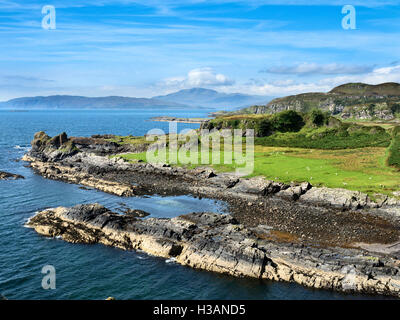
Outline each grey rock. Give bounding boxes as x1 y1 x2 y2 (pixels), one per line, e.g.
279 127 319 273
27 204 400 297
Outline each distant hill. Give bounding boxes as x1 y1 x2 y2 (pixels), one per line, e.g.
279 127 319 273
236 82 400 120
153 88 272 109
0 95 188 110
0 88 273 110
330 82 400 96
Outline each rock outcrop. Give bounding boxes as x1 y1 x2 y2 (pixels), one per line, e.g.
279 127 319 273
0 171 24 180
27 204 400 297
28 132 150 161
22 155 136 197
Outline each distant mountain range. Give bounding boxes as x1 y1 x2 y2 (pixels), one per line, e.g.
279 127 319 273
0 95 187 110
236 82 400 121
154 88 272 109
0 88 272 110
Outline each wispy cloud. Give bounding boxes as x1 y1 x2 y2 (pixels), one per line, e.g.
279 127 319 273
1 75 54 83
261 63 374 75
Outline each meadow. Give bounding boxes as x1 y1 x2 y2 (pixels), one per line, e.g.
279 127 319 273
118 145 400 196
114 111 400 197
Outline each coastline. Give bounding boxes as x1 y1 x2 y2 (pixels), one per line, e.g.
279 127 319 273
22 131 400 297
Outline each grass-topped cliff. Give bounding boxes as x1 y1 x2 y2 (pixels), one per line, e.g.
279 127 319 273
234 82 400 121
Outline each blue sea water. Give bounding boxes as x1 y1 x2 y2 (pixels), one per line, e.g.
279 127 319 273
0 109 391 300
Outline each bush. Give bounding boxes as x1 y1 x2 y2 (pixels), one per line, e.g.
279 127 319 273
271 110 305 132
258 118 272 136
255 124 391 149
387 126 400 169
390 103 400 115
309 108 329 127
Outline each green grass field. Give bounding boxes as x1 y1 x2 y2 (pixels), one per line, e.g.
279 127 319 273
112 111 400 197
249 146 400 195
117 144 400 196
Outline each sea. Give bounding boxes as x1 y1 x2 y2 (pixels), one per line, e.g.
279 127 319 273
0 109 390 300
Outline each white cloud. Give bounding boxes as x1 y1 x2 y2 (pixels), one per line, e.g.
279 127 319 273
187 68 234 86
229 64 400 98
160 67 234 90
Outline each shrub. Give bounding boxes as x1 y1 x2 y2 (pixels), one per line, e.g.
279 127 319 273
390 103 400 115
309 108 329 127
387 126 400 169
258 118 272 137
271 110 305 132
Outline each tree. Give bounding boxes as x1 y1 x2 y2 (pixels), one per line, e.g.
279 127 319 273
272 110 305 132
310 108 328 127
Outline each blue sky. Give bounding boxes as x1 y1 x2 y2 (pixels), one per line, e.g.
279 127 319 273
1 0 400 100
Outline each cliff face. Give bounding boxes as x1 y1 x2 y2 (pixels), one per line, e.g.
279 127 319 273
239 83 400 120
27 204 400 297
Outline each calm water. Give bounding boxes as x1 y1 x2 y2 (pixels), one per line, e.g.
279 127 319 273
0 109 390 300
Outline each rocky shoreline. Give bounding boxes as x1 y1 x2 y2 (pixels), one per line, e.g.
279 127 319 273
23 131 400 297
27 203 400 297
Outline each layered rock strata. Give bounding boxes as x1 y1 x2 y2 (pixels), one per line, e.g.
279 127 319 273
27 204 400 297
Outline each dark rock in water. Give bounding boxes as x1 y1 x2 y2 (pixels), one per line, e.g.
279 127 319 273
0 171 24 180
0 294 7 300
79 186 92 191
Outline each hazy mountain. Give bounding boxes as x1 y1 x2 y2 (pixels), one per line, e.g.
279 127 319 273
0 95 189 110
153 88 273 109
236 82 400 120
0 88 272 110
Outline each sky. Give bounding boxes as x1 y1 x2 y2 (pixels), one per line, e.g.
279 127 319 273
1 0 400 100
